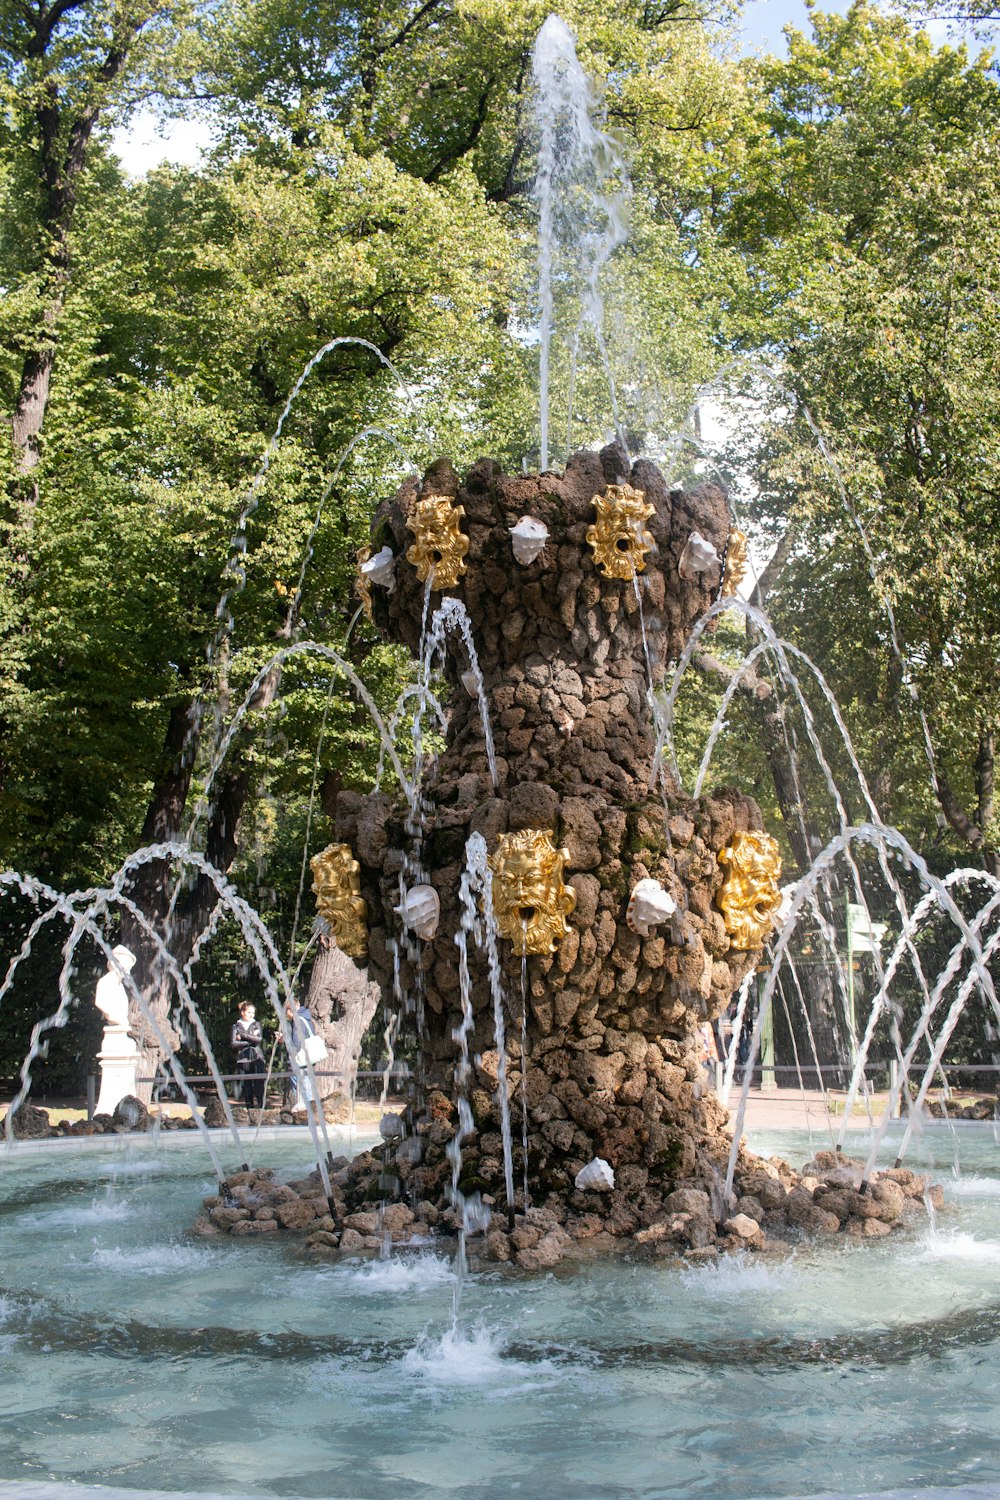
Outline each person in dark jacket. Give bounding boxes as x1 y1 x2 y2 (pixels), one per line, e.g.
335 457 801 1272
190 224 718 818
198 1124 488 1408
231 1001 265 1109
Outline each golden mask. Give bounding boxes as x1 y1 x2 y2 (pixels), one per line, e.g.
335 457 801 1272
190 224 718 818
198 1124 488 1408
717 830 782 950
721 528 748 598
406 495 469 590
355 546 373 622
586 483 655 580
488 829 577 956
310 843 368 959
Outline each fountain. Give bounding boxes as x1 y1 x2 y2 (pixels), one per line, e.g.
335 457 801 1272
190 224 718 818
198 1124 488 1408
2 14 1000 1500
318 447 799 1260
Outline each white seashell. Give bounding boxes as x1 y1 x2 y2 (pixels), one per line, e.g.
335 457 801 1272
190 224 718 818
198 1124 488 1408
510 516 549 564
360 545 396 592
678 531 720 580
393 883 440 940
574 1157 615 1192
626 879 678 937
461 669 481 698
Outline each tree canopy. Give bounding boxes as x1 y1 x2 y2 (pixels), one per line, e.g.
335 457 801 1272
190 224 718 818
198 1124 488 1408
1 0 999 1080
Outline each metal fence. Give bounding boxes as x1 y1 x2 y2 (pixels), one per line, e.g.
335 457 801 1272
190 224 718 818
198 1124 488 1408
85 1060 999 1119
85 1068 410 1117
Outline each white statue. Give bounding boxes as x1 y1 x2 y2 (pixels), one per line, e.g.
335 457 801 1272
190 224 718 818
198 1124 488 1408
94 945 139 1117
94 945 136 1028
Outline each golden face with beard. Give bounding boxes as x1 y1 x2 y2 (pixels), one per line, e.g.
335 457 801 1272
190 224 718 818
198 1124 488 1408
717 830 782 950
405 496 469 590
488 829 577 956
310 843 368 958
585 483 655 580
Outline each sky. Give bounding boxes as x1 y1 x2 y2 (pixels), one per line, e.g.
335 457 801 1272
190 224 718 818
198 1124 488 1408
739 0 852 54
739 0 995 56
110 1 997 176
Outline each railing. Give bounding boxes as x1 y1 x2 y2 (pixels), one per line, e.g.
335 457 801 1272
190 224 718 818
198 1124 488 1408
85 1068 410 1118
713 1059 1000 1118
84 1060 998 1120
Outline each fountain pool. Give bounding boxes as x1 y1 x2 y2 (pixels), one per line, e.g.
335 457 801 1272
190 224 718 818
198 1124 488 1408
2 1124 1000 1500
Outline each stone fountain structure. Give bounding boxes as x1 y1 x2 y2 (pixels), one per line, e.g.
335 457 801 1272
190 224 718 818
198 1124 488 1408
317 443 792 1251
194 443 939 1261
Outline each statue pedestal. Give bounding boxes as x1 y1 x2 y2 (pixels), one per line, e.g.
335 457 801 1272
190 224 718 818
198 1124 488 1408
95 1024 138 1116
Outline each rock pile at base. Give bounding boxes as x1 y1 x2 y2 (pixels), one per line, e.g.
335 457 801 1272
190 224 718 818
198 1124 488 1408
193 1146 941 1268
201 1094 354 1128
0 1095 194 1138
1 1091 357 1140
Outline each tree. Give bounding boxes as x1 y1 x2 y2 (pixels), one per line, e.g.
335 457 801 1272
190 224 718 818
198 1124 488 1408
302 936 380 1102
2 0 759 1094
707 3 1000 874
1 0 187 498
893 0 1000 30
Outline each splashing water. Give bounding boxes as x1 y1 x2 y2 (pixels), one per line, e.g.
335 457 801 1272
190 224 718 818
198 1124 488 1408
520 941 530 1209
531 15 629 469
723 823 1000 1200
399 1322 562 1389
462 835 516 1225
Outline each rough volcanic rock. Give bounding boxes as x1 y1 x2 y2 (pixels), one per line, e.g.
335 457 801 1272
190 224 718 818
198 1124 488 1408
329 449 770 1235
192 447 939 1266
112 1095 150 1131
2 1104 51 1138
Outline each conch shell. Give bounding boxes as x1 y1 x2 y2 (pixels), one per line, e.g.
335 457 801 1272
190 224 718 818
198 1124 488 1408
360 545 396 592
393 883 441 940
626 879 678 937
509 516 549 564
574 1158 615 1192
678 531 720 581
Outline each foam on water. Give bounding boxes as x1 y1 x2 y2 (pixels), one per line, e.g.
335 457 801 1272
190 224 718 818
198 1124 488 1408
947 1175 1000 1199
19 1197 133 1230
915 1230 1000 1263
399 1321 563 1390
338 1253 456 1295
86 1243 212 1275
679 1250 800 1300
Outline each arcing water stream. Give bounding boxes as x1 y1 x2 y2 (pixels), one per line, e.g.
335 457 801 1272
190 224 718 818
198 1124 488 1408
2 15 1000 1498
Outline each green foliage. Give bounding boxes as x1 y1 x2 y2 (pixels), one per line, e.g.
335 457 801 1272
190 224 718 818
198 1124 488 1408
707 3 1000 871
3 0 1000 1081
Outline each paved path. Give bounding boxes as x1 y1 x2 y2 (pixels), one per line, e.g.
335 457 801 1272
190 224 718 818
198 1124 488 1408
738 1087 889 1133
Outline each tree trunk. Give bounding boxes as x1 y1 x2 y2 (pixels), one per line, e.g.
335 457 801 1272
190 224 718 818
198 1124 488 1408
8 9 136 504
121 665 280 1099
303 936 380 1100
11 343 55 484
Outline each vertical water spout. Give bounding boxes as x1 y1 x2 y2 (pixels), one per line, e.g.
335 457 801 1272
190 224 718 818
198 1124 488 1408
530 14 630 469
520 940 530 1208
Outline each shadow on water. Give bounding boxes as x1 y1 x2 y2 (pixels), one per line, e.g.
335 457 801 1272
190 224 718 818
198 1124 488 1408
3 1280 1000 1372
